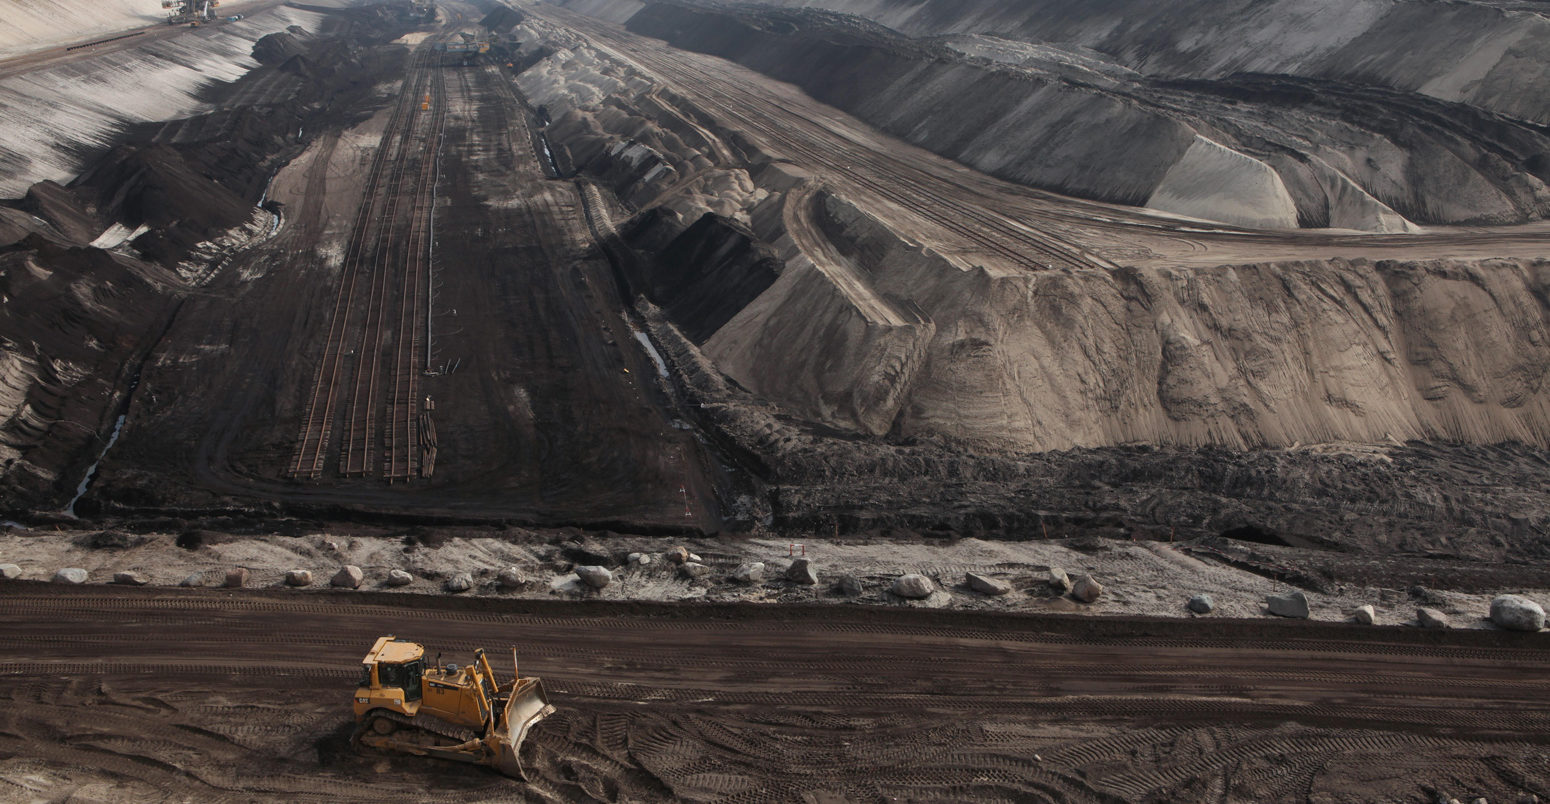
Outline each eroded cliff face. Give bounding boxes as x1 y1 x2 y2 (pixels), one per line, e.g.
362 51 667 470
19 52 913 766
798 194 1550 449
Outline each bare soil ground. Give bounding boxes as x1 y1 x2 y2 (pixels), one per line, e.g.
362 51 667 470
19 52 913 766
3 583 1549 803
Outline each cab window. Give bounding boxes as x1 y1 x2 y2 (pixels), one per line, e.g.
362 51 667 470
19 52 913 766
377 660 424 701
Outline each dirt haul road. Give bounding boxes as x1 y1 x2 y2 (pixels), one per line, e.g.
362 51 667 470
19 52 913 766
2 584 1548 802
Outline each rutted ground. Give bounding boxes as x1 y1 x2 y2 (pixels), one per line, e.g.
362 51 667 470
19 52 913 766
3 583 1549 803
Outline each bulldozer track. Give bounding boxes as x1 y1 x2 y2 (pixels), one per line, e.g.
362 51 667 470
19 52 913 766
357 708 479 746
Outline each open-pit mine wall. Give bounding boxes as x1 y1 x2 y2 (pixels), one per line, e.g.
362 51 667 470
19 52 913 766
657 0 1550 128
0 0 164 58
604 1 1550 230
0 6 330 197
514 21 1550 453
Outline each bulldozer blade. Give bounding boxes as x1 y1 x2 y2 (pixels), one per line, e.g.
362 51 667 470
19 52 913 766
491 678 555 779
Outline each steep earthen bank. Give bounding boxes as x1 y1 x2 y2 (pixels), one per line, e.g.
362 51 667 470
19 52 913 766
508 8 1550 548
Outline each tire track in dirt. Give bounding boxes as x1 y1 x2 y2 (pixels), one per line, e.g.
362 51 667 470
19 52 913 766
2 583 1549 801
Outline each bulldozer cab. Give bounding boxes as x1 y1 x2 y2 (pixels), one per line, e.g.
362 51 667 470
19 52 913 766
355 637 426 715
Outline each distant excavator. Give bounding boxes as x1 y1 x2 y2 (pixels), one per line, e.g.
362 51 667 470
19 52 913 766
162 0 217 25
352 636 555 779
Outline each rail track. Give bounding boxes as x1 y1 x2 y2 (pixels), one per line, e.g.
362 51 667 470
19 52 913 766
288 45 446 482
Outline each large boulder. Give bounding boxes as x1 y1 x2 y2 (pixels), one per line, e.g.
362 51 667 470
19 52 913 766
53 568 88 584
576 565 613 589
680 562 711 579
1417 607 1450 629
1047 567 1073 594
331 565 364 589
627 552 652 566
663 546 689 565
284 569 313 587
1266 590 1309 618
1352 604 1376 625
1490 595 1545 632
838 574 864 596
496 566 529 590
965 572 1010 596
1187 594 1214 614
786 558 819 586
731 562 764 585
113 571 149 586
1072 574 1103 604
386 569 414 587
445 572 473 593
179 571 205 587
891 574 934 600
223 568 249 588
0 563 23 580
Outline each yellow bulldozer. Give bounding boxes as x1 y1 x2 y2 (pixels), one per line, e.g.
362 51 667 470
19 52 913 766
352 636 554 778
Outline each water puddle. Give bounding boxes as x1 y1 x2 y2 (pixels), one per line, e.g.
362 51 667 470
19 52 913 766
64 412 126 518
63 372 140 518
629 325 670 379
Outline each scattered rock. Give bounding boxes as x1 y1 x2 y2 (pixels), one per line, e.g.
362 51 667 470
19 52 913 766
496 566 528 590
577 565 613 589
636 554 652 566
680 562 712 579
786 558 819 586
1352 604 1376 625
1071 574 1103 604
223 568 249 588
1417 607 1450 629
1187 594 1214 614
838 574 864 596
53 568 88 584
0 563 22 580
331 565 364 589
1047 567 1073 594
891 574 934 599
112 571 149 586
688 553 703 563
445 572 473 593
284 569 313 587
1266 590 1309 618
179 571 205 587
1489 594 1545 632
627 552 651 566
664 546 689 564
731 562 765 585
386 569 414 587
965 572 1010 596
